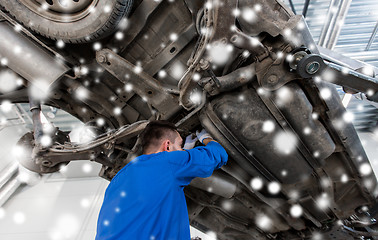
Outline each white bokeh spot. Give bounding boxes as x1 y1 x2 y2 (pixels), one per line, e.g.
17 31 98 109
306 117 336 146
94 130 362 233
262 120 275 133
69 125 97 144
49 214 80 240
255 214 272 231
93 42 102 51
275 86 293 107
75 86 89 100
222 200 233 211
0 100 13 113
80 198 90 208
0 70 20 93
250 177 263 191
189 91 203 105
359 163 372 176
320 88 332 100
113 107 122 116
343 112 354 123
40 135 52 147
82 163 92 173
207 43 233 66
13 212 26 224
170 62 185 80
273 131 298 155
29 79 51 101
0 208 5 219
303 127 312 135
158 70 167 78
268 181 281 195
316 193 330 210
241 8 256 23
290 204 303 218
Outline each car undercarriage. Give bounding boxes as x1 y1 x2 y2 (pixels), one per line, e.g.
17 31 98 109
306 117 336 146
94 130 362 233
0 0 378 239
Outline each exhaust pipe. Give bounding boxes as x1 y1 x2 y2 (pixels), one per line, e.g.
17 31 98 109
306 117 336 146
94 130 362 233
0 21 69 86
190 171 239 198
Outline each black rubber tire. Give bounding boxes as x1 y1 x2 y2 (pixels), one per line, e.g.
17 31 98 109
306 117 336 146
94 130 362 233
0 0 133 43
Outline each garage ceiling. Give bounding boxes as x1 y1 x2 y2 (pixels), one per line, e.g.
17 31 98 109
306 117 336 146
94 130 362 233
283 0 378 132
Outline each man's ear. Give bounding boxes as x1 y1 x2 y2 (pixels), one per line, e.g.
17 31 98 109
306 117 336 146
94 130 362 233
162 140 170 152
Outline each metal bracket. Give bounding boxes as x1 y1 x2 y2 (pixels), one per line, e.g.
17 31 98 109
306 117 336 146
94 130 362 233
323 62 378 101
19 121 149 174
96 49 181 119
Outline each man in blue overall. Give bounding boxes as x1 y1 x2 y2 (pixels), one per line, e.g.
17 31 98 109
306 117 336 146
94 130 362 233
95 120 228 240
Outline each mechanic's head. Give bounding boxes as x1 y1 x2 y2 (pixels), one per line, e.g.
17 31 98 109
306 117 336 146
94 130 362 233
140 120 183 154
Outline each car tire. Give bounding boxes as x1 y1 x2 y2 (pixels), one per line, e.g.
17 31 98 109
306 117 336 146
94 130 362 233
0 0 133 43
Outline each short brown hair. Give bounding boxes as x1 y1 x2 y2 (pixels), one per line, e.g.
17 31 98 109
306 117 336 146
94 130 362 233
140 120 178 153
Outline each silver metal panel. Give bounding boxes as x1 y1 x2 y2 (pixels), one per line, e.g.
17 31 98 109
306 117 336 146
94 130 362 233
0 22 69 86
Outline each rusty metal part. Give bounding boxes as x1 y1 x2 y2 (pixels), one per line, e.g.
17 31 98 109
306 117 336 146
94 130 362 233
178 1 215 110
289 51 308 70
237 0 295 37
175 91 206 128
229 30 268 58
296 54 326 78
273 83 336 161
256 48 299 91
324 62 378 97
210 0 268 58
178 0 270 110
178 0 264 110
29 97 43 145
17 121 148 174
255 17 322 91
109 0 162 53
199 63 256 96
200 102 278 182
96 49 181 119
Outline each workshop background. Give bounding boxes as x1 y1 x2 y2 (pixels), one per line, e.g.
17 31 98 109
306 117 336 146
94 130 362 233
0 0 377 239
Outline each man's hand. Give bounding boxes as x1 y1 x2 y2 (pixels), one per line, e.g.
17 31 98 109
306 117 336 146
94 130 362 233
183 135 198 150
196 129 213 144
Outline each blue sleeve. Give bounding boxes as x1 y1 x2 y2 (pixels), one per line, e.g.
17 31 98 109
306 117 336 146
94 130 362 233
168 141 228 186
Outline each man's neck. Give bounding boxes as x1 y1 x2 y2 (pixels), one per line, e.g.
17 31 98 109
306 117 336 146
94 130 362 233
143 149 162 155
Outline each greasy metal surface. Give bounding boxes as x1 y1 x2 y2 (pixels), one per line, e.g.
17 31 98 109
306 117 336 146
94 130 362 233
273 82 336 161
238 0 294 37
202 89 316 184
201 101 280 182
109 0 162 53
96 49 181 119
314 80 377 197
199 63 256 96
